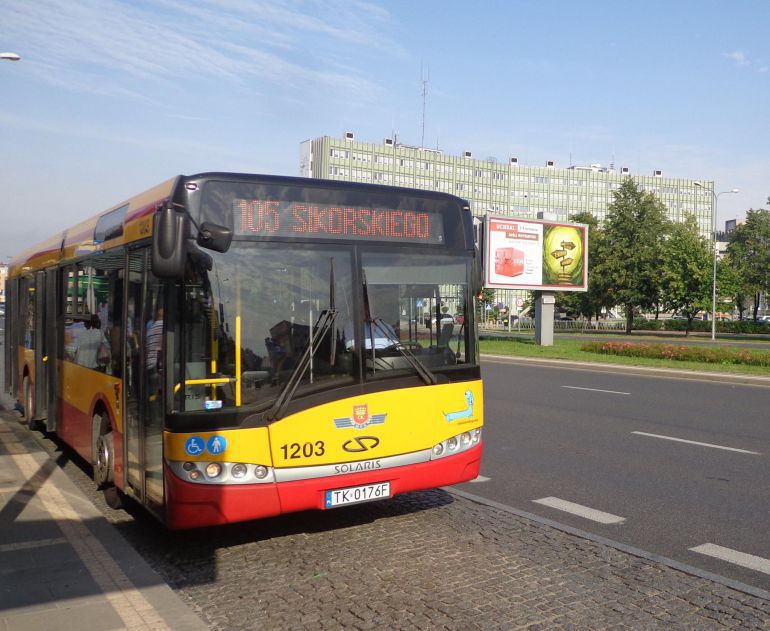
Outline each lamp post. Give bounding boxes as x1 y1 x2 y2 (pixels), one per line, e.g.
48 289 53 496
693 182 739 340
0 52 21 61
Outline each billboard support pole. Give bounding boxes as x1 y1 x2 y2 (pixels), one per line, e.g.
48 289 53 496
535 292 555 346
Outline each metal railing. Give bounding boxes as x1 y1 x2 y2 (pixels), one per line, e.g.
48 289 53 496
481 319 627 332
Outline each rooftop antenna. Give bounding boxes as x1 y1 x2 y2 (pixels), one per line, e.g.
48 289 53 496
420 64 429 149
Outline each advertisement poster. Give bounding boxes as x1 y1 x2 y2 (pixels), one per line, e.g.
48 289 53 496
484 217 588 292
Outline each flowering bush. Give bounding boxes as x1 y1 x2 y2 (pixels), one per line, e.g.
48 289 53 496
634 319 770 334
581 341 770 367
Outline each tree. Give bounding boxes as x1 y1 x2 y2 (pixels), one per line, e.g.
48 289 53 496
602 178 670 333
659 215 711 335
716 258 749 320
558 212 612 321
726 209 770 320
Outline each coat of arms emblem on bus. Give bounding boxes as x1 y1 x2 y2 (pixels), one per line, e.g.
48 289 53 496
443 390 474 422
333 404 387 430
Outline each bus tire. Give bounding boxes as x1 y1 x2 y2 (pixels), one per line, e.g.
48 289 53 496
23 376 41 432
95 427 124 509
94 422 115 486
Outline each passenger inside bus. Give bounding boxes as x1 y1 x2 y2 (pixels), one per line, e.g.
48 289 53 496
72 314 110 370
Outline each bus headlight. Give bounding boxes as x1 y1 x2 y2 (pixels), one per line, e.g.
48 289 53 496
254 465 268 479
432 428 482 460
205 462 223 478
189 469 202 481
231 463 248 479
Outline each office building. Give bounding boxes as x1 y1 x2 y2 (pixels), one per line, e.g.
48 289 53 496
300 133 715 238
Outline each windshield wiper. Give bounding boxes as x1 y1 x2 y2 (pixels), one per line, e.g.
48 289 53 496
361 269 437 386
267 308 338 421
370 317 438 386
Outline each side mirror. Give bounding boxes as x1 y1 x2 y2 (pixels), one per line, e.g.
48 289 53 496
197 221 233 253
151 206 189 279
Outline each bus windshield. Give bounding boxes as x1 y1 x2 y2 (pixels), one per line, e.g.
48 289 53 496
176 243 472 414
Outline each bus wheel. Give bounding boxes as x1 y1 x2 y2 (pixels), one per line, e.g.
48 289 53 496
23 376 41 431
94 425 123 509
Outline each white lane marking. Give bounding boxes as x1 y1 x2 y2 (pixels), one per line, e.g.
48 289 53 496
631 431 761 455
469 475 490 483
532 496 625 524
561 385 630 395
690 543 770 575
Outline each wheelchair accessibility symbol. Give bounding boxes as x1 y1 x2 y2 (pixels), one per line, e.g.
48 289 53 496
184 436 206 456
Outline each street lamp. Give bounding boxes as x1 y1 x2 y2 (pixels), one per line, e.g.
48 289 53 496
693 181 739 340
0 52 21 61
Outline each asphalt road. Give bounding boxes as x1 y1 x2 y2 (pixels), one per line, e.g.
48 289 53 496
459 358 770 591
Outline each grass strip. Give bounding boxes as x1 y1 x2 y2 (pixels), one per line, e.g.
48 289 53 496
480 337 770 376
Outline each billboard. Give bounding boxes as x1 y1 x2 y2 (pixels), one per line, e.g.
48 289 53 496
484 216 588 291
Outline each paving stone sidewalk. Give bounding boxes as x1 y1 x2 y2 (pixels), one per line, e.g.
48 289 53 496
0 412 208 631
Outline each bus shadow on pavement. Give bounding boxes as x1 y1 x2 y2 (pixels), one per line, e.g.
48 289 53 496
15 416 456 589
109 489 456 589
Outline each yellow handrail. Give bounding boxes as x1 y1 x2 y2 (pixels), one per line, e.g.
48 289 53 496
235 315 242 406
173 377 233 395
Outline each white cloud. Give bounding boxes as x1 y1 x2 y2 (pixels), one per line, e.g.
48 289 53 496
723 51 750 67
722 50 766 73
2 0 400 101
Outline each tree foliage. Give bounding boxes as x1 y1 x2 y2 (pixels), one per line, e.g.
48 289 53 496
602 178 670 332
726 209 770 320
659 215 711 334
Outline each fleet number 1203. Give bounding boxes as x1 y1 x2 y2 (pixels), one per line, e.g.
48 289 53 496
280 441 325 459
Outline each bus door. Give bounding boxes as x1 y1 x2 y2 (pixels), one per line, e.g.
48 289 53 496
123 250 165 512
33 271 47 421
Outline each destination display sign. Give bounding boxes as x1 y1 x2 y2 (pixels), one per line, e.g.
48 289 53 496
233 199 445 244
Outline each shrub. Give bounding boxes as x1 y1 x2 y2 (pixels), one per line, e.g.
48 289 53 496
632 318 664 331
580 340 770 367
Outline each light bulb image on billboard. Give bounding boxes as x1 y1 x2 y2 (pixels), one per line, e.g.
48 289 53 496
484 217 588 292
543 225 584 286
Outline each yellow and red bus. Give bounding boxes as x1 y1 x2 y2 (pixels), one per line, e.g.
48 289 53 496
4 173 483 529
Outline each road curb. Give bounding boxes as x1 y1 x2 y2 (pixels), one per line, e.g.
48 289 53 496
481 353 770 387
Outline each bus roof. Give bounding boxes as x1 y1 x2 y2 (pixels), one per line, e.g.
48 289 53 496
8 177 177 277
9 172 473 277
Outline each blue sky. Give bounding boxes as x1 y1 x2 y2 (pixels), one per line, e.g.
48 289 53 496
2 1 768 259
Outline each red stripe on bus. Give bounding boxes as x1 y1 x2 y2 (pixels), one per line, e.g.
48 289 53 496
163 443 482 530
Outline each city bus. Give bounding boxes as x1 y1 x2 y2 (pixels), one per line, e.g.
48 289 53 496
4 173 483 529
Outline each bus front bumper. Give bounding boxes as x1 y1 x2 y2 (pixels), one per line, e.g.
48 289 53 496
163 442 482 529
